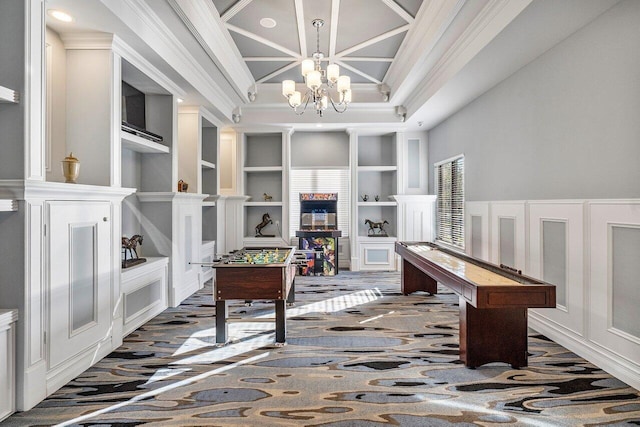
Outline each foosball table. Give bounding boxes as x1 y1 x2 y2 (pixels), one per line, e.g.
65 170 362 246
206 247 300 345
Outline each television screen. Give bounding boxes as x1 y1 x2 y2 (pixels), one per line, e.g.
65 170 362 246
121 81 146 130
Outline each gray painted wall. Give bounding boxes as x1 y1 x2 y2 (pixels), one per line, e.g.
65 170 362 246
428 0 640 201
291 131 350 167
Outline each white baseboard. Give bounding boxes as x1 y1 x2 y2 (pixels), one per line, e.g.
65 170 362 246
530 314 640 391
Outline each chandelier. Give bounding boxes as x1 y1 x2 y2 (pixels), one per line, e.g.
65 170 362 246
282 19 352 116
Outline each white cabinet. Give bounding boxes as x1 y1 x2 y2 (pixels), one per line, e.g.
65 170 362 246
121 257 169 336
46 200 114 390
392 195 436 242
0 309 17 421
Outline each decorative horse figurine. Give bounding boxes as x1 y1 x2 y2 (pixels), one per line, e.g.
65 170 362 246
122 234 144 262
255 213 273 236
263 193 273 202
365 219 389 236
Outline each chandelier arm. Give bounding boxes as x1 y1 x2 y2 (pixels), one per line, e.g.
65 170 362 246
327 92 348 113
293 91 312 115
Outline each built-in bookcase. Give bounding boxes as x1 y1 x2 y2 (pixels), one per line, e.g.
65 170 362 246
356 133 399 239
353 132 400 271
242 133 285 241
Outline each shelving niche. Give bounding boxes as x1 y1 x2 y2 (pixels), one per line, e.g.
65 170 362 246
242 133 286 243
177 106 220 284
354 133 400 271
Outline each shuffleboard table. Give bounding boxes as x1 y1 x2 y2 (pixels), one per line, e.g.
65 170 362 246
395 241 556 368
211 246 297 345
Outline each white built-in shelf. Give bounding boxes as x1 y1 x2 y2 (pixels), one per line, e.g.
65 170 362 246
244 166 283 172
357 165 397 172
0 200 18 212
358 201 397 207
245 201 283 207
358 235 397 242
121 256 169 281
202 200 216 207
201 160 216 169
121 131 169 154
0 85 19 104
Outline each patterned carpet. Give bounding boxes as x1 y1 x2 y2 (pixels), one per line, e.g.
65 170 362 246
5 271 640 426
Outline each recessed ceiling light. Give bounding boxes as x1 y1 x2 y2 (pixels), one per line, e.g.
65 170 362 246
48 9 74 23
260 18 277 29
177 98 184 103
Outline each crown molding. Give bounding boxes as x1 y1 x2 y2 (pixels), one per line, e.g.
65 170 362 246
60 32 115 50
101 0 238 121
385 0 466 101
402 0 533 115
168 0 255 102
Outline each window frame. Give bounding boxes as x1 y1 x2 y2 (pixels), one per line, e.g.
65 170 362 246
434 154 465 250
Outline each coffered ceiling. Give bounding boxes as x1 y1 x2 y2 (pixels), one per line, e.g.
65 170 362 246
212 0 423 86
44 0 621 130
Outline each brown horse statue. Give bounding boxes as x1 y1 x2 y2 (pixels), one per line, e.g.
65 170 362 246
255 213 273 236
122 234 144 261
365 219 389 236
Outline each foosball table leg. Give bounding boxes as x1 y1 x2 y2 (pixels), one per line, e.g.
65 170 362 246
215 300 228 344
275 299 286 344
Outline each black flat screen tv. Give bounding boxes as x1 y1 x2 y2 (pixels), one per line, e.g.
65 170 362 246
121 81 163 142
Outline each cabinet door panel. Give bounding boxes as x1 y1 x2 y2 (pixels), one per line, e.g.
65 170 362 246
48 201 111 369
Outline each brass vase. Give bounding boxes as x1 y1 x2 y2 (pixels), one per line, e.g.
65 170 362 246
61 152 80 183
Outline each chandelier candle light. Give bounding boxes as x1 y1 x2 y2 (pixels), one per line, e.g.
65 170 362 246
282 19 352 116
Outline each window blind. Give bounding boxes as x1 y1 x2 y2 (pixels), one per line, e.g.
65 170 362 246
436 156 464 249
289 169 351 239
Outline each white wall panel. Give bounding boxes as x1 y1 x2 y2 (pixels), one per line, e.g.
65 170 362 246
589 201 640 370
528 201 585 337
490 201 526 271
465 201 490 261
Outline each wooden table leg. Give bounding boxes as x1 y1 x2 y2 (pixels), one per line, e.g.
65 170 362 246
275 299 286 344
215 299 228 344
459 296 528 368
402 259 438 295
287 279 295 305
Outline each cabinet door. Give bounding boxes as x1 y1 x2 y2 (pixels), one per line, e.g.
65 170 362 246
47 201 112 369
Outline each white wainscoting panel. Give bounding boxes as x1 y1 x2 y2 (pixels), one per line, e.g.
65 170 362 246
528 201 585 338
490 201 526 271
465 201 490 261
0 310 17 421
588 201 640 376
121 257 169 336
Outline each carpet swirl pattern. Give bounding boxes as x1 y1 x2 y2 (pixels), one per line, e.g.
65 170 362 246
5 272 640 426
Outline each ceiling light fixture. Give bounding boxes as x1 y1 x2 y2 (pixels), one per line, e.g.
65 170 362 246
282 19 351 117
48 9 74 23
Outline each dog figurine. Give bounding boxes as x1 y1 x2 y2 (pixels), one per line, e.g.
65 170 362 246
263 193 273 202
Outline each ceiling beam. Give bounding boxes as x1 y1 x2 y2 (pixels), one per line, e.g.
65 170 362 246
227 24 301 58
256 61 300 84
294 0 307 58
381 0 415 23
329 0 340 58
220 0 253 22
336 25 410 58
336 60 382 84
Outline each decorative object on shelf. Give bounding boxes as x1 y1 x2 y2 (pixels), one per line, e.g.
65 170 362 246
177 180 188 192
281 19 352 117
375 195 380 202
361 194 369 202
255 213 275 237
122 234 146 268
365 219 389 237
263 193 273 202
61 152 80 183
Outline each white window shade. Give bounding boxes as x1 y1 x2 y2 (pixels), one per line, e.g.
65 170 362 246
289 169 351 238
436 156 464 249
